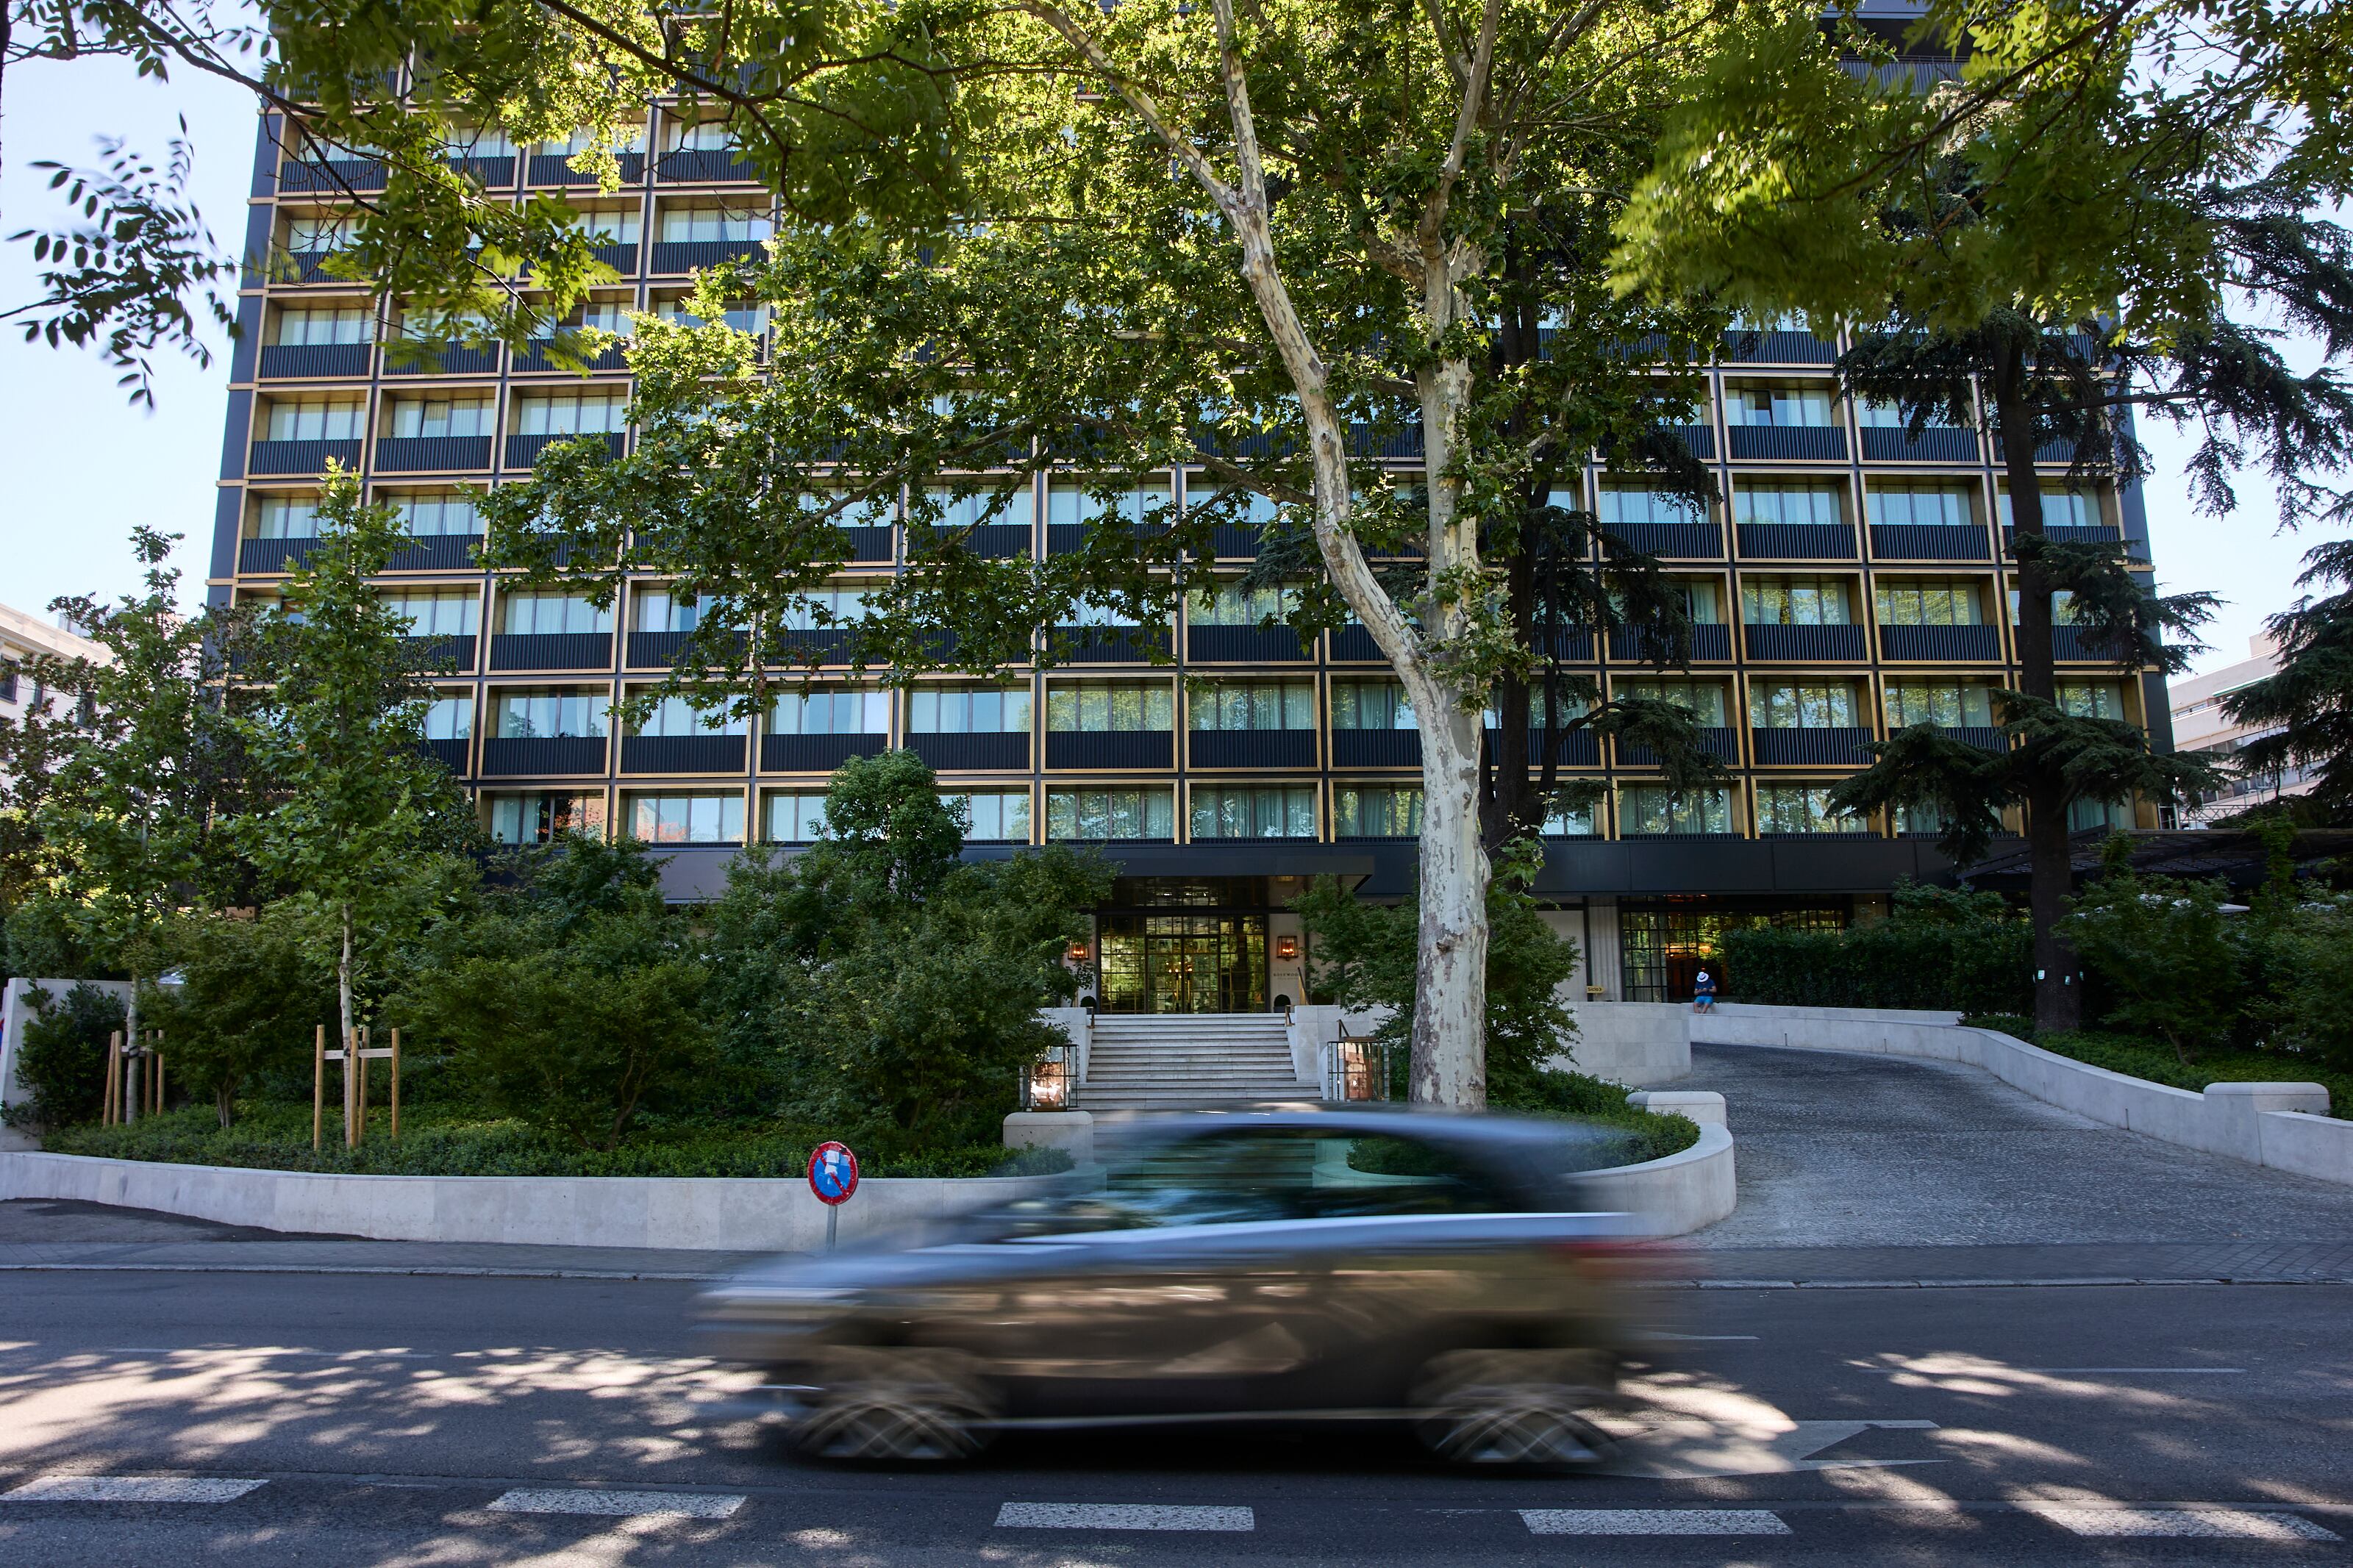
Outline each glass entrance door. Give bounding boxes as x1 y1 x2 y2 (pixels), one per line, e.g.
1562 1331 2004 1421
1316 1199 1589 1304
1098 914 1268 1013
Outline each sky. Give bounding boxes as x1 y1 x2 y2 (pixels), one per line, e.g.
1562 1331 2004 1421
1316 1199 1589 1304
0 58 2338 680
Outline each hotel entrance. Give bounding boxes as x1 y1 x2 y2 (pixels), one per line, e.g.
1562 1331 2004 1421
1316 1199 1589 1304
1093 878 1271 1014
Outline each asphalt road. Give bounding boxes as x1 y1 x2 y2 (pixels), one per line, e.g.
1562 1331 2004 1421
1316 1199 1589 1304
1 1267 2346 1566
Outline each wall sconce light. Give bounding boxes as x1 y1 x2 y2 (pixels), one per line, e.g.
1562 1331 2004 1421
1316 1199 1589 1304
1067 939 1092 962
1274 934 1300 961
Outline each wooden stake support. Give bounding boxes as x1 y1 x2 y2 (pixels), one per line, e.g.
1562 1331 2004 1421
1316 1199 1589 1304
312 1025 326 1150
104 1031 123 1128
321 1025 400 1148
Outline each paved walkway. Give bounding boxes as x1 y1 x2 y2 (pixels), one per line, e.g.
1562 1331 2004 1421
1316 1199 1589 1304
1685 1041 2353 1251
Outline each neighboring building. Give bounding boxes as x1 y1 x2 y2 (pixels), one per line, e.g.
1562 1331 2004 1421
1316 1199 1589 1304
208 67 2175 1006
2169 633 2313 826
0 601 106 734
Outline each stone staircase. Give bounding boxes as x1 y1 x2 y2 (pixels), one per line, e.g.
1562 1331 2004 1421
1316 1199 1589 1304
1069 1014 1318 1111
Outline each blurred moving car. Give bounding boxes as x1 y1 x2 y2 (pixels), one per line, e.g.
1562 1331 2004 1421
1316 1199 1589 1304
700 1109 1649 1467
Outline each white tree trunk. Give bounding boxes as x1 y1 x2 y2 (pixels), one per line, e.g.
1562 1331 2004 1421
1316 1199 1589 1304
338 902 357 1139
122 970 142 1125
1412 698 1489 1107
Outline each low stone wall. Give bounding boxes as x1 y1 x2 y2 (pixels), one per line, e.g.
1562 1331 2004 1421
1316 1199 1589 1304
0 1151 1092 1251
1559 1003 1693 1087
1580 1121 1736 1236
1694 1003 2349 1187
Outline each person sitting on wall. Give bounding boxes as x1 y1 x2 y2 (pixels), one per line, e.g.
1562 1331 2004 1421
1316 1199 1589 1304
1692 968 1717 1014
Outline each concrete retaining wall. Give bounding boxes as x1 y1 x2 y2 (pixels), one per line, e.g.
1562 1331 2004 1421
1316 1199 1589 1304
1559 1003 1693 1087
1694 1003 2349 1187
0 1151 1092 1251
1580 1123 1736 1236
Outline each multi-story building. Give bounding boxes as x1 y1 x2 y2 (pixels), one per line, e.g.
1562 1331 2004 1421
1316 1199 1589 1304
208 104 2175 1007
2170 634 2313 826
0 602 106 742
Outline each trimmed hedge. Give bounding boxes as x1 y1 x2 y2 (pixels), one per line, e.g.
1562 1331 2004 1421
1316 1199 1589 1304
1723 919 2030 1014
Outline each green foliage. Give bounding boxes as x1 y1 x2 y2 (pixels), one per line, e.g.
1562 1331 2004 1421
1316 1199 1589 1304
5 982 125 1128
2063 842 2242 1064
1295 842 1580 1106
1723 882 2032 1014
140 909 333 1128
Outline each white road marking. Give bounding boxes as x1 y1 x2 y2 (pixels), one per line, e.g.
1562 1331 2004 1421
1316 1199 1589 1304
1521 1508 1791 1536
2025 1506 2338 1542
4 1476 267 1503
485 1489 744 1519
996 1503 1255 1531
2020 1367 2245 1374
1652 1333 1761 1341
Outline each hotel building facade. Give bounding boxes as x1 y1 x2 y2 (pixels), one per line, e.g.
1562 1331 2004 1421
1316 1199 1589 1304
206 104 2177 1009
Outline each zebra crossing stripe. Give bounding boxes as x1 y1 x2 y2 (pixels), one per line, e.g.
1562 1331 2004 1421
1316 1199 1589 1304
2024 1506 2338 1542
4 1476 268 1503
485 1489 744 1519
1521 1508 1793 1536
996 1503 1256 1531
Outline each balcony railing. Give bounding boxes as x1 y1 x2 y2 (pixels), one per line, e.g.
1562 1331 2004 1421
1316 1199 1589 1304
1880 623 2002 662
249 438 363 476
761 732 887 772
447 154 516 187
657 149 760 182
1721 329 1837 365
2003 524 2124 552
1188 626 1314 663
507 430 626 468
1736 523 1856 560
910 524 1033 559
512 339 630 374
1329 728 1420 767
1044 626 1168 665
382 344 501 376
1751 726 1876 765
1860 426 1978 462
1617 726 1741 766
238 537 317 574
421 737 471 772
621 734 746 773
479 735 607 776
257 343 371 379
1188 728 1316 768
278 158 388 193
1521 727 1601 766
488 632 613 671
1726 425 1848 461
1599 521 1721 559
526 152 644 186
375 435 494 473
1045 731 1174 769
1329 626 1383 662
1608 623 1732 662
388 535 481 572
1869 523 1990 561
649 238 766 273
1743 623 1868 661
906 731 1029 770
399 634 477 673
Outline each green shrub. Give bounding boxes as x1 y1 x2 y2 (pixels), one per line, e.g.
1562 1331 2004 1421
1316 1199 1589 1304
7 982 125 1128
1493 1068 1702 1165
140 909 333 1128
1724 882 2030 1013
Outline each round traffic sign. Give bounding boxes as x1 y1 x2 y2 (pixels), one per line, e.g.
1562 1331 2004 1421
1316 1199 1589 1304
807 1141 860 1206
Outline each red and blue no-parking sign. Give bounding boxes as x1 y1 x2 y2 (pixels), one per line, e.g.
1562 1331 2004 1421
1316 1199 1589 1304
807 1141 860 1206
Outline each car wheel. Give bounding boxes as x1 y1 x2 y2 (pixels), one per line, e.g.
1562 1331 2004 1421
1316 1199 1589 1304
790 1350 996 1464
1413 1349 1617 1471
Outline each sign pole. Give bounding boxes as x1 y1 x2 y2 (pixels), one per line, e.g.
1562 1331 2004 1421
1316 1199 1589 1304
826 1205 838 1253
806 1140 860 1254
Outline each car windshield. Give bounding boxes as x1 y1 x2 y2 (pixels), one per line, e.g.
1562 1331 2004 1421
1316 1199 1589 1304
991 1127 1513 1236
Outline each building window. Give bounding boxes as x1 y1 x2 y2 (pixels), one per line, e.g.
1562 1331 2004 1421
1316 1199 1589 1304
1190 680 1314 731
1049 477 1171 530
1667 580 1724 623
1046 681 1173 732
1884 679 1999 729
540 124 645 157
385 395 495 439
1749 681 1861 729
1741 577 1852 625
2056 681 2127 720
1613 679 1728 726
447 126 517 157
563 207 641 244
1543 799 1596 837
657 204 773 243
494 689 609 738
1047 787 1175 840
1189 581 1299 626
384 588 482 637
946 789 1032 842
1 664 20 704
1875 579 1985 626
1329 679 1415 729
1332 785 1422 838
273 305 371 346
423 695 473 740
763 791 828 843
1191 784 1316 840
1597 483 1707 526
1899 800 1955 835
513 391 628 435
1997 487 2102 529
2068 796 2133 831
1735 482 1843 526
1618 784 1733 836
1618 900 1845 1001
629 792 746 845
771 687 891 734
263 398 365 441
254 495 322 539
906 684 1029 733
1755 783 1868 834
1724 385 1836 426
1868 482 1973 528
778 586 871 629
488 791 606 845
664 116 737 151
633 589 726 632
630 693 745 737
500 590 610 635
384 490 482 536
653 296 770 334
